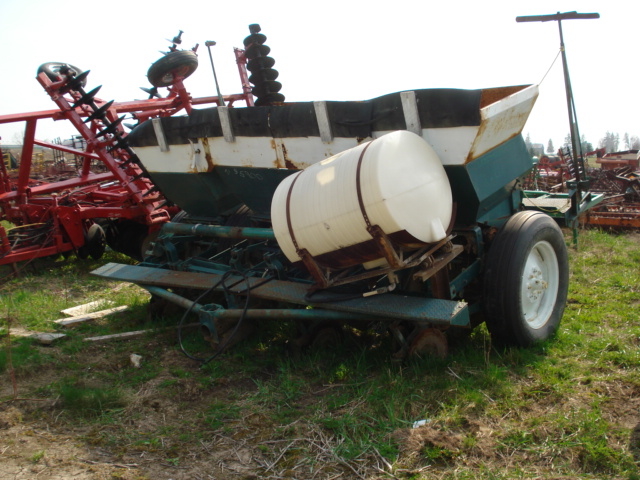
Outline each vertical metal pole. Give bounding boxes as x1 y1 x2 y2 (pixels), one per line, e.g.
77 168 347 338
205 41 225 107
17 119 37 203
0 145 9 194
234 48 254 107
557 19 582 184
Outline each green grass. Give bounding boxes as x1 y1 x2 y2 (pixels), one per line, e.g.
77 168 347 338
203 401 242 429
57 381 126 419
30 450 45 463
1 229 639 479
0 337 53 375
1 250 145 332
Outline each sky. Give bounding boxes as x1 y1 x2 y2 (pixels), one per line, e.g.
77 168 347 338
0 0 637 152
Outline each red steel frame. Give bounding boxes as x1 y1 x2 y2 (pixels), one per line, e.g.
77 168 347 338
0 49 253 266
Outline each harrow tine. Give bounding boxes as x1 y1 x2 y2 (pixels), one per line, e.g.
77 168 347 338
72 85 102 108
140 86 162 99
117 155 140 167
57 70 90 94
107 137 129 152
142 186 160 197
95 116 125 138
129 171 150 182
84 100 114 123
67 70 90 91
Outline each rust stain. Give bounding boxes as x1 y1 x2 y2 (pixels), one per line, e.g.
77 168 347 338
201 137 215 172
271 139 284 168
479 85 527 109
466 106 531 164
271 138 297 169
280 142 296 170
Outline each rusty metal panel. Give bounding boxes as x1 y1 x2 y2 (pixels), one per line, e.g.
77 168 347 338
467 85 539 163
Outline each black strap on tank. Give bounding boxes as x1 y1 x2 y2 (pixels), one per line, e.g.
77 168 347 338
284 171 304 253
285 138 377 256
355 139 376 229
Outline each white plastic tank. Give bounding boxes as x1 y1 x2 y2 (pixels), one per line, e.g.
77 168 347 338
271 130 453 269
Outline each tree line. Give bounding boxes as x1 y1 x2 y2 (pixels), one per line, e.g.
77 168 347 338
526 132 640 158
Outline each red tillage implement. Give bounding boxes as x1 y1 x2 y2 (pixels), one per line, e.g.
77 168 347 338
0 44 253 267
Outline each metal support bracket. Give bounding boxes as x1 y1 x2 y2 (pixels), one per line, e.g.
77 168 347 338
400 91 422 136
314 101 334 143
218 106 235 143
152 117 170 152
297 230 456 290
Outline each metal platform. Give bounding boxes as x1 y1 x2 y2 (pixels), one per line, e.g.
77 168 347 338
522 195 571 213
523 190 605 229
92 263 470 327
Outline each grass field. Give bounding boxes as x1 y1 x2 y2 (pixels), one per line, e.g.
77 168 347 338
1 228 639 479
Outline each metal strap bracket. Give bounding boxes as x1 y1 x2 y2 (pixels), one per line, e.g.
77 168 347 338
218 106 235 143
314 101 334 143
400 91 422 136
152 117 170 152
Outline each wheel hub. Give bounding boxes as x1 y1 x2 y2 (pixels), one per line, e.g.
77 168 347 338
526 267 548 302
521 240 559 329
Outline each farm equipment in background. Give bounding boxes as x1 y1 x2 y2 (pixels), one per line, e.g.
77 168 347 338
91 22 605 359
522 150 575 192
0 34 254 269
582 160 640 228
522 150 640 229
584 150 640 228
2 151 19 171
596 150 639 171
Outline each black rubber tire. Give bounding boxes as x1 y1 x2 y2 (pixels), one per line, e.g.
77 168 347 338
76 223 106 260
76 245 89 260
37 63 86 86
483 211 569 347
86 223 106 260
147 50 198 88
104 219 149 260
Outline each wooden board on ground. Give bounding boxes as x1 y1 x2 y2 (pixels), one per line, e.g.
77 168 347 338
54 306 129 326
61 300 115 317
84 323 199 343
84 330 147 342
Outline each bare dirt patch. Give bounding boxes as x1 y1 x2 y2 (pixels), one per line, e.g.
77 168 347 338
1 337 385 479
0 404 118 480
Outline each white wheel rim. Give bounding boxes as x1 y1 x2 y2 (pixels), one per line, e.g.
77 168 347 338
520 240 559 329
